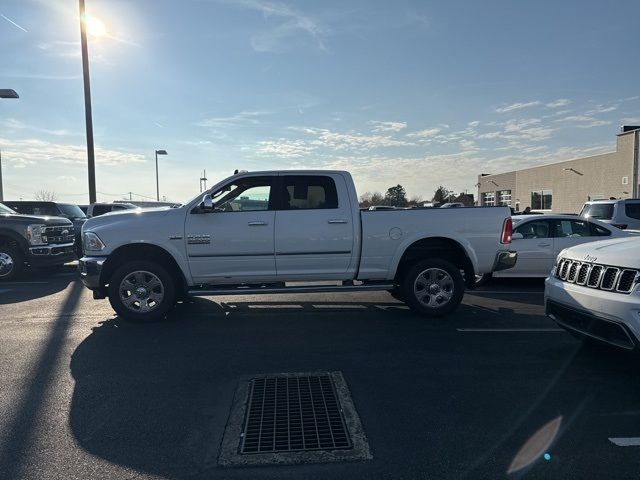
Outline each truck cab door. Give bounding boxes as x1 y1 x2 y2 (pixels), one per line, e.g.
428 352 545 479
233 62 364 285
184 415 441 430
185 176 276 283
274 174 355 279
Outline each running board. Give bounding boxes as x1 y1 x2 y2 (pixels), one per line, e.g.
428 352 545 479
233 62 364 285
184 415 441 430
188 284 395 296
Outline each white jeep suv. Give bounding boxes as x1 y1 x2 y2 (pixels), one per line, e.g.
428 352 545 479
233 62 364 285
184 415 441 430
545 236 640 350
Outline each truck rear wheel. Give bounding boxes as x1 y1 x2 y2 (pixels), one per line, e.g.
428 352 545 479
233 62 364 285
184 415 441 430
401 258 464 317
0 244 24 282
108 260 176 322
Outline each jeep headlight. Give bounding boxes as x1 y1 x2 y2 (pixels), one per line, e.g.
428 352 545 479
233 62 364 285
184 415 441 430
27 224 47 245
83 232 105 252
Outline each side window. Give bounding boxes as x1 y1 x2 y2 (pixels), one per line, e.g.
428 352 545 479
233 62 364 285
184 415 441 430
91 205 111 216
32 204 58 216
555 220 592 237
514 220 551 239
214 177 273 212
590 223 612 236
280 176 338 210
625 203 640 220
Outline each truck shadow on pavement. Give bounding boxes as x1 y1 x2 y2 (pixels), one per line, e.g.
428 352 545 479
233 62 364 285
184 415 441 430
0 268 77 305
67 297 640 479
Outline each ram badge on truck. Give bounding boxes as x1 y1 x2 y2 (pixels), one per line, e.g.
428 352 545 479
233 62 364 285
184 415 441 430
78 170 517 322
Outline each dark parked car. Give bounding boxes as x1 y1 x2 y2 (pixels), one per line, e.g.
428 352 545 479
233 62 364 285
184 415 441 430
3 201 86 255
0 202 76 280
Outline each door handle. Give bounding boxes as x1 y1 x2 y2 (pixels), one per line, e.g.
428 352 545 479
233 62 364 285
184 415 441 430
248 221 268 226
538 242 551 247
328 219 348 224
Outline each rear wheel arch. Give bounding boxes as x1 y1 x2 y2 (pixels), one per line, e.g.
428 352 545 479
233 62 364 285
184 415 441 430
100 243 188 294
392 236 476 288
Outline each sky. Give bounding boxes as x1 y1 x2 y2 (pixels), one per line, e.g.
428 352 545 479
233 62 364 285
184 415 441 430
1 0 639 203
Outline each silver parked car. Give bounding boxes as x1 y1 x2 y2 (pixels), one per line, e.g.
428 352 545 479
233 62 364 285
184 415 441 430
580 199 640 230
475 214 628 283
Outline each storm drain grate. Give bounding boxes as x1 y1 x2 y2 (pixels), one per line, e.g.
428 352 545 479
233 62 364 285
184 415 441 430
240 374 352 454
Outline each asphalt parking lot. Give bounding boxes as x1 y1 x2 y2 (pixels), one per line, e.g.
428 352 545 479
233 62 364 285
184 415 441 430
1 267 640 479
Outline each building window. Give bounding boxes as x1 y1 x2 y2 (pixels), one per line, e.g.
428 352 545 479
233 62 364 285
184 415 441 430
482 192 495 206
498 190 512 206
531 189 552 210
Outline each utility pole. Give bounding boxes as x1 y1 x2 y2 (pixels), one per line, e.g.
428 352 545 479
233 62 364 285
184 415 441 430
79 0 97 204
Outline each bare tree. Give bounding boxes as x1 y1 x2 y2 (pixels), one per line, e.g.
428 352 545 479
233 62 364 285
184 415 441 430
34 190 58 201
408 195 423 207
359 191 385 208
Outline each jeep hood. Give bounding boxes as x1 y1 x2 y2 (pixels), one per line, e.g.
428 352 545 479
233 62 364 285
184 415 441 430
560 237 640 268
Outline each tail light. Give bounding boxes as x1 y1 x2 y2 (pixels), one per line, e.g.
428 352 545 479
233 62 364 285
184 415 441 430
612 224 628 229
501 218 513 244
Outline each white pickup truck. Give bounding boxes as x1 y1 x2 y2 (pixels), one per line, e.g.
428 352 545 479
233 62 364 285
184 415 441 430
79 170 516 322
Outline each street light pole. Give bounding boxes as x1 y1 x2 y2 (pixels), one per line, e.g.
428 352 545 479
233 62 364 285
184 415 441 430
0 89 19 202
155 149 167 201
79 0 97 204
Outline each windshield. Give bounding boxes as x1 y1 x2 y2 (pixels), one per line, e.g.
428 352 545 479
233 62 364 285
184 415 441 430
0 202 16 214
58 203 87 219
580 203 614 220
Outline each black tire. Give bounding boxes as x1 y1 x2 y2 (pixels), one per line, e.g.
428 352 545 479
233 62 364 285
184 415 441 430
108 260 176 322
401 258 465 317
474 273 492 287
0 244 24 282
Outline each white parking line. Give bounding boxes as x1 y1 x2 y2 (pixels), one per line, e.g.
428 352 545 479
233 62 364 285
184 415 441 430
312 304 367 309
457 328 563 332
469 291 544 295
247 304 303 309
609 437 640 447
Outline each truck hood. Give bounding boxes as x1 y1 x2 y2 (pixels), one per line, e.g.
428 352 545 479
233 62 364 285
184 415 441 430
83 207 172 231
0 213 73 226
560 237 640 268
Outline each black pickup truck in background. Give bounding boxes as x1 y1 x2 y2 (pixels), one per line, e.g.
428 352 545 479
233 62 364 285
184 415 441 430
3 200 86 255
0 202 76 281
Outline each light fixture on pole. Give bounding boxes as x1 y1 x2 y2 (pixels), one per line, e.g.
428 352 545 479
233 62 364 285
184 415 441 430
200 170 208 192
0 89 19 202
155 149 168 201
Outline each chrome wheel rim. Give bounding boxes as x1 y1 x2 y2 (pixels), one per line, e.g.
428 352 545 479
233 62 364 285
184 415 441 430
119 270 164 313
0 252 14 278
413 268 454 308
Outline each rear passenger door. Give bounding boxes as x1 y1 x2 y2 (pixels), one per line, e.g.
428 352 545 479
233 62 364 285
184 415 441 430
510 219 554 275
274 174 354 278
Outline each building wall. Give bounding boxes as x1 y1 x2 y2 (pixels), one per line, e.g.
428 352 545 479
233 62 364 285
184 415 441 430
477 130 638 213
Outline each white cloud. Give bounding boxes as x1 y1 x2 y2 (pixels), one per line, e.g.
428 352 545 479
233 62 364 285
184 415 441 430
546 99 571 108
406 128 440 138
197 111 271 128
0 137 146 167
495 101 541 113
556 115 611 128
232 0 329 52
257 139 316 157
370 121 407 133
586 104 617 114
468 120 480 127
503 118 541 132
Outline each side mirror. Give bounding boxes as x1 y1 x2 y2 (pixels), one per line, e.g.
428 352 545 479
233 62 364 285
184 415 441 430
511 232 524 240
200 194 214 212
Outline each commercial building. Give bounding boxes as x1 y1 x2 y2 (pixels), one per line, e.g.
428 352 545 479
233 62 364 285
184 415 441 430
477 126 640 213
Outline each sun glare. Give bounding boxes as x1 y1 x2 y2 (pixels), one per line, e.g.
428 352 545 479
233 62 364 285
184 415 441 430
84 15 106 37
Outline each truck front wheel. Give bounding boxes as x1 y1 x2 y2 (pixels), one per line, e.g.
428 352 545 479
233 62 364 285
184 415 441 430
108 260 176 322
402 258 464 317
0 244 24 282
